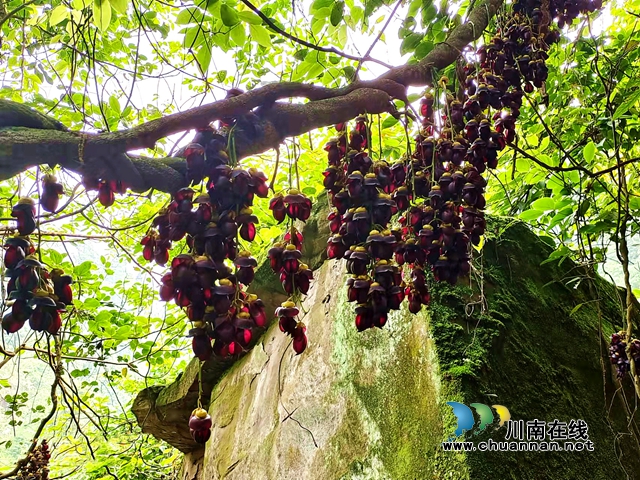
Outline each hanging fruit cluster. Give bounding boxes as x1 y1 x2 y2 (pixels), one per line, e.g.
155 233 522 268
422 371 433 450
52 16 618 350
2 229 73 336
322 117 409 330
16 439 50 480
609 332 640 379
321 0 602 331
267 187 314 353
142 125 271 360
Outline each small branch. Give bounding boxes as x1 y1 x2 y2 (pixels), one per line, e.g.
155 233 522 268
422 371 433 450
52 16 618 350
238 0 393 69
354 0 403 79
510 143 640 178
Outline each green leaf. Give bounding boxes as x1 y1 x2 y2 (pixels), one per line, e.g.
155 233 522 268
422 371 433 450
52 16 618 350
381 115 399 129
201 0 221 14
216 70 227 82
74 261 93 277
414 40 433 59
531 197 555 211
114 325 132 340
0 379 10 388
183 26 205 49
83 298 101 309
569 303 583 317
305 61 324 79
312 0 334 10
330 0 344 26
421 4 437 24
519 209 545 221
110 0 128 14
49 5 69 26
400 33 422 55
229 24 246 46
408 0 421 16
342 65 356 81
250 24 272 47
109 95 120 115
176 7 202 24
294 49 308 61
95 310 112 326
548 207 573 229
195 43 211 75
237 10 261 24
93 0 111 31
220 4 239 26
72 0 92 9
582 141 596 162
48 249 64 265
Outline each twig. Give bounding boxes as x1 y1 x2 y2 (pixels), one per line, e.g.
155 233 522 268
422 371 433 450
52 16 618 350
353 0 403 78
239 0 393 69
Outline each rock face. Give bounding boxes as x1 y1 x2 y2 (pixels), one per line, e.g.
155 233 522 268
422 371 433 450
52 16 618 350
139 217 640 479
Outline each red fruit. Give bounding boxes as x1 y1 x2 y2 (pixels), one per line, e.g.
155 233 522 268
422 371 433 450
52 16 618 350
82 176 100 191
191 428 211 444
227 341 241 356
2 313 25 333
248 297 267 327
98 181 115 207
51 269 73 305
237 328 252 346
189 408 213 430
4 237 29 270
284 230 304 251
283 189 312 222
184 143 206 185
155 247 169 266
40 174 64 213
192 334 213 361
12 299 32 322
48 310 62 334
30 304 58 333
292 325 307 354
249 168 269 198
269 195 286 223
17 265 39 291
140 234 157 262
159 284 174 301
11 199 37 236
268 244 284 272
240 222 256 242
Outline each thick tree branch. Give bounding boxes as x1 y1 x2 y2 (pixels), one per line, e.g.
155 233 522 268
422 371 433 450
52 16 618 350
0 0 504 194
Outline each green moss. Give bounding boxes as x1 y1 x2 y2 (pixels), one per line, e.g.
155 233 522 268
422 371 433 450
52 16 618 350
320 398 371 479
427 218 640 479
326 284 469 479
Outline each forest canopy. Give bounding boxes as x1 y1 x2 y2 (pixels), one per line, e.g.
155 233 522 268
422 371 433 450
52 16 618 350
0 0 639 477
